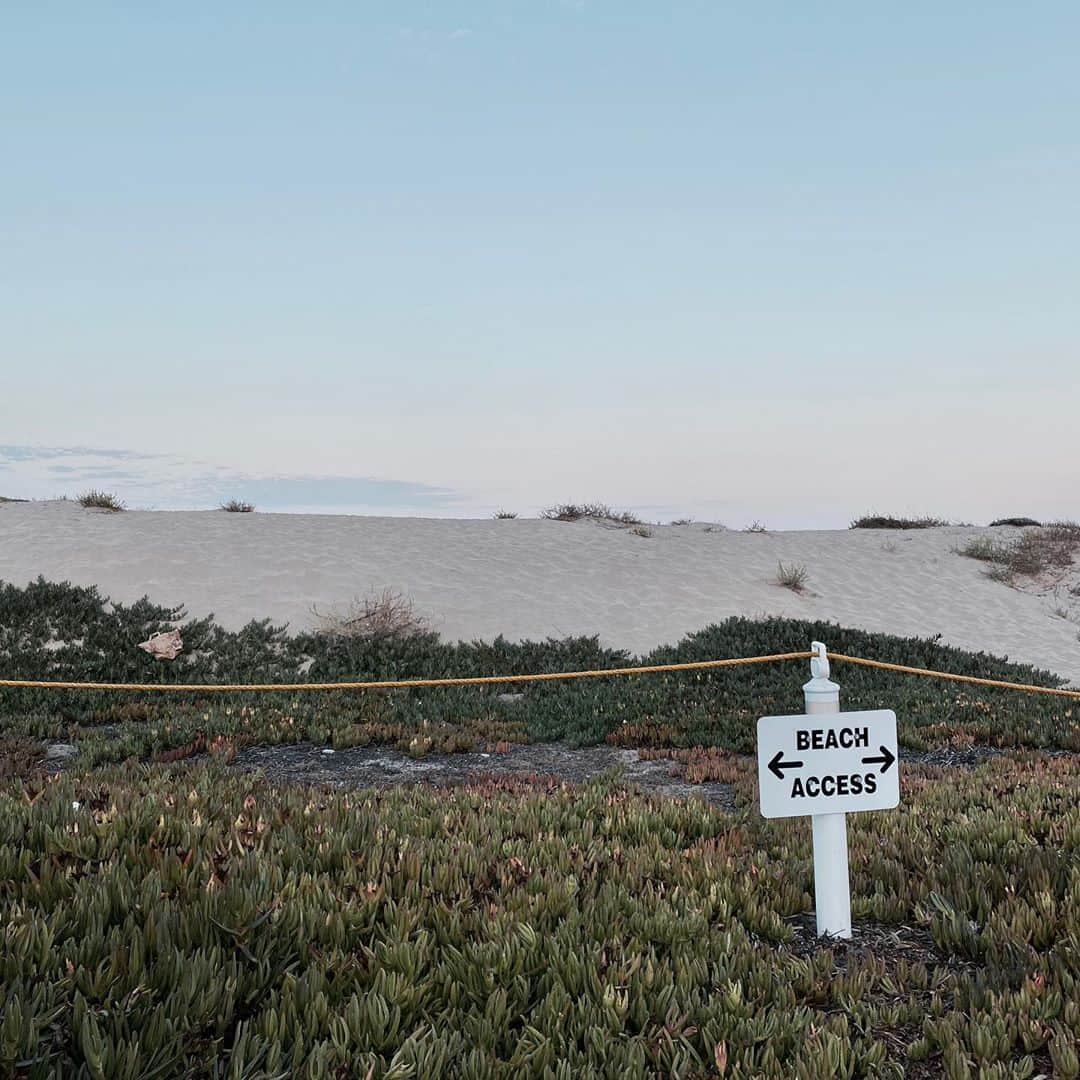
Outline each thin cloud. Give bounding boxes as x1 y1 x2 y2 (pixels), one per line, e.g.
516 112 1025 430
0 445 463 514
0 444 156 463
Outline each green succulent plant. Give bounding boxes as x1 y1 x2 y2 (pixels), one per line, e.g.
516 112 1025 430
0 752 1073 1076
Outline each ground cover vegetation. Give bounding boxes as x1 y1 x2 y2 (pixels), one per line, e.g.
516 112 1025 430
0 580 1079 1076
0 753 1076 1077
0 580 1077 769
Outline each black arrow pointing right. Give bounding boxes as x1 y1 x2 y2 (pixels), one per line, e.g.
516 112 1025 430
862 745 896 774
768 750 804 780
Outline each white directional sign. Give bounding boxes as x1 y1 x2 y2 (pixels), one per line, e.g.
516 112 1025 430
757 709 900 819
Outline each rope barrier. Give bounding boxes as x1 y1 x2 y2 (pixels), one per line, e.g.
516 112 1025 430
1 650 1076 699
0 650 814 693
829 653 1080 701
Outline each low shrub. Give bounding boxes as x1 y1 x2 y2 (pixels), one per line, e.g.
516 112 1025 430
989 517 1042 527
310 588 429 640
76 490 125 511
541 503 643 525
220 499 256 513
958 523 1080 582
851 515 948 529
1047 519 1080 536
957 536 1002 562
775 561 808 592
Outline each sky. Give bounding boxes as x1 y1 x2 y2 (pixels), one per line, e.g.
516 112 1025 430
3 3 1078 527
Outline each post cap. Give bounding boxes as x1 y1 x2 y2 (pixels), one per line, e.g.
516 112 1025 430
810 641 830 680
804 640 840 698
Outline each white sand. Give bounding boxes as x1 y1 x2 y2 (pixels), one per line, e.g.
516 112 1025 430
2 500 1078 683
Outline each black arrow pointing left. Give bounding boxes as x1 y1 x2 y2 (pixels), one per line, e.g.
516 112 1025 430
861 745 896 773
768 750 804 780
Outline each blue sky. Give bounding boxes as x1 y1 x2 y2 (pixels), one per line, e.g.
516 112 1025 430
3 3 1078 526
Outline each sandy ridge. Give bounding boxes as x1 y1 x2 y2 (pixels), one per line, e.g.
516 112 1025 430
1 501 1078 684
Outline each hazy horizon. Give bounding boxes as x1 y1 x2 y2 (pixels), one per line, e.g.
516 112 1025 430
1 442 1073 530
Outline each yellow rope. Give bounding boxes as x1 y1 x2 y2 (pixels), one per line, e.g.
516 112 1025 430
829 653 1080 700
2 649 1076 700
0 651 814 693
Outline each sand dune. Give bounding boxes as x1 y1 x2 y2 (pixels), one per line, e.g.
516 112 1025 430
1 500 1078 683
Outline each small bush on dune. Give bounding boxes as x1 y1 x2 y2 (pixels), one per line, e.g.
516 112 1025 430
957 535 1002 562
493 510 518 519
989 516 1042 527
775 561 808 592
1045 519 1080 535
77 490 125 511
311 588 429 639
850 514 948 529
220 499 255 513
958 522 1080 582
541 503 642 525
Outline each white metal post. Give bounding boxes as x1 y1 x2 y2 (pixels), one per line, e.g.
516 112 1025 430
803 641 852 939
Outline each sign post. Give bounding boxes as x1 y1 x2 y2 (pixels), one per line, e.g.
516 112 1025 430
756 642 900 939
805 645 849 939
